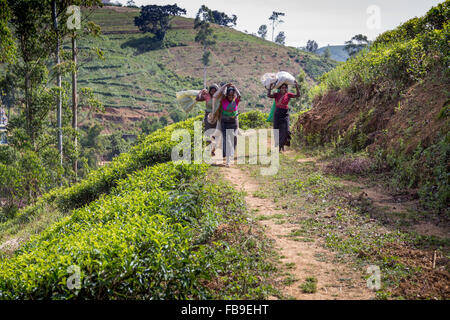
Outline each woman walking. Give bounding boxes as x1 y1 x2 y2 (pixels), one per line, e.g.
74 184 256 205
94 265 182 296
196 84 219 155
267 81 300 152
213 83 241 167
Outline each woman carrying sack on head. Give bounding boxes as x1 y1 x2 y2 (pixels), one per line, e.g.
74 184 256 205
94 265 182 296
196 84 219 156
267 81 300 152
213 83 241 167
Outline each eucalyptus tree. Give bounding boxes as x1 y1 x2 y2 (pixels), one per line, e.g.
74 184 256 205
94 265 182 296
194 5 217 88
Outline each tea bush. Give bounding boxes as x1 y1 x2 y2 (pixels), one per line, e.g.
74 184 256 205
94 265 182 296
238 110 270 130
0 162 274 299
310 1 449 99
8 115 203 225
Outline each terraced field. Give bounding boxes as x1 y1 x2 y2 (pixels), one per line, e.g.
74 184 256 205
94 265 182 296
72 6 337 131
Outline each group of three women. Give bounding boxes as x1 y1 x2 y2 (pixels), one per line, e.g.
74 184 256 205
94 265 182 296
196 80 300 166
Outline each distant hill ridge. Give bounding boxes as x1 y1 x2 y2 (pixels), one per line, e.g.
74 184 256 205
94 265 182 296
316 45 349 62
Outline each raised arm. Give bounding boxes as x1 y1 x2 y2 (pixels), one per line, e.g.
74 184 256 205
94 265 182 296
196 89 207 102
267 83 276 99
233 86 241 99
214 83 230 99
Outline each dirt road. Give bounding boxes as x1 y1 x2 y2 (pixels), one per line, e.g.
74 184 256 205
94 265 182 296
220 164 374 299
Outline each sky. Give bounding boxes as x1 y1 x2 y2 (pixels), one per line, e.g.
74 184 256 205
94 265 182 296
113 0 443 47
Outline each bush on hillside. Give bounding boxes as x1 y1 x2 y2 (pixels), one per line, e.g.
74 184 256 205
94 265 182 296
311 0 449 99
238 110 270 130
0 162 273 299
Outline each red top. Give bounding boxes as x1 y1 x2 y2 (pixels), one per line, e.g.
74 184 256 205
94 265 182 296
274 92 295 109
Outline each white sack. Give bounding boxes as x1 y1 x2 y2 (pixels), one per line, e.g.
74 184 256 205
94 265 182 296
274 71 296 89
261 73 278 89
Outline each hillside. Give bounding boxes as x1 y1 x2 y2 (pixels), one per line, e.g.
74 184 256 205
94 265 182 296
294 1 449 212
75 6 337 131
316 45 349 62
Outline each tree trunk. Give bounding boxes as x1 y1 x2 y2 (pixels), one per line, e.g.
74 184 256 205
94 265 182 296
203 66 207 89
272 21 275 42
203 44 207 88
72 35 78 181
52 0 63 177
24 71 31 142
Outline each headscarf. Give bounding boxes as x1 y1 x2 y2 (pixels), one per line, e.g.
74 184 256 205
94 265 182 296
209 83 219 93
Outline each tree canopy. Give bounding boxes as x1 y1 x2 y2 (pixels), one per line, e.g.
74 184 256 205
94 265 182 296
134 4 186 41
344 34 370 57
258 25 268 39
0 0 15 63
269 11 285 42
306 40 318 52
194 5 217 50
275 31 286 45
211 10 237 27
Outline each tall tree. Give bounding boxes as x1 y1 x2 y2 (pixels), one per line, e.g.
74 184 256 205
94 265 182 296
51 0 63 169
134 4 186 41
211 10 237 27
323 46 331 59
269 11 285 42
5 0 101 179
344 34 370 57
194 5 217 88
275 31 286 45
49 1 102 176
126 0 136 7
257 24 268 39
1 0 101 201
306 40 318 52
7 0 54 146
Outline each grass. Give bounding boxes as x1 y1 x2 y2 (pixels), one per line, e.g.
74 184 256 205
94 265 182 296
252 190 268 198
238 146 449 299
300 277 318 293
282 274 299 286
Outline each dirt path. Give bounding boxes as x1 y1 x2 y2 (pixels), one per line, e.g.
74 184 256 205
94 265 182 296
220 164 374 300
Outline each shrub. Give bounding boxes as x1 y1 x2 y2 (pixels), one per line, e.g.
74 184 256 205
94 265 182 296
0 161 272 299
238 110 270 130
310 1 449 99
12 116 203 219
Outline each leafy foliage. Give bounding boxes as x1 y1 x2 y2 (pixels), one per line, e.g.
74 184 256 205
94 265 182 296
134 4 187 41
0 116 276 299
301 1 450 211
0 162 271 299
257 25 268 39
306 40 318 53
311 12 449 98
0 0 15 63
344 34 370 57
275 31 286 46
238 110 270 130
211 10 237 27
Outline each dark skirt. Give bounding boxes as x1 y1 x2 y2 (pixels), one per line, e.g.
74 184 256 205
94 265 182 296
273 108 291 150
221 116 238 158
